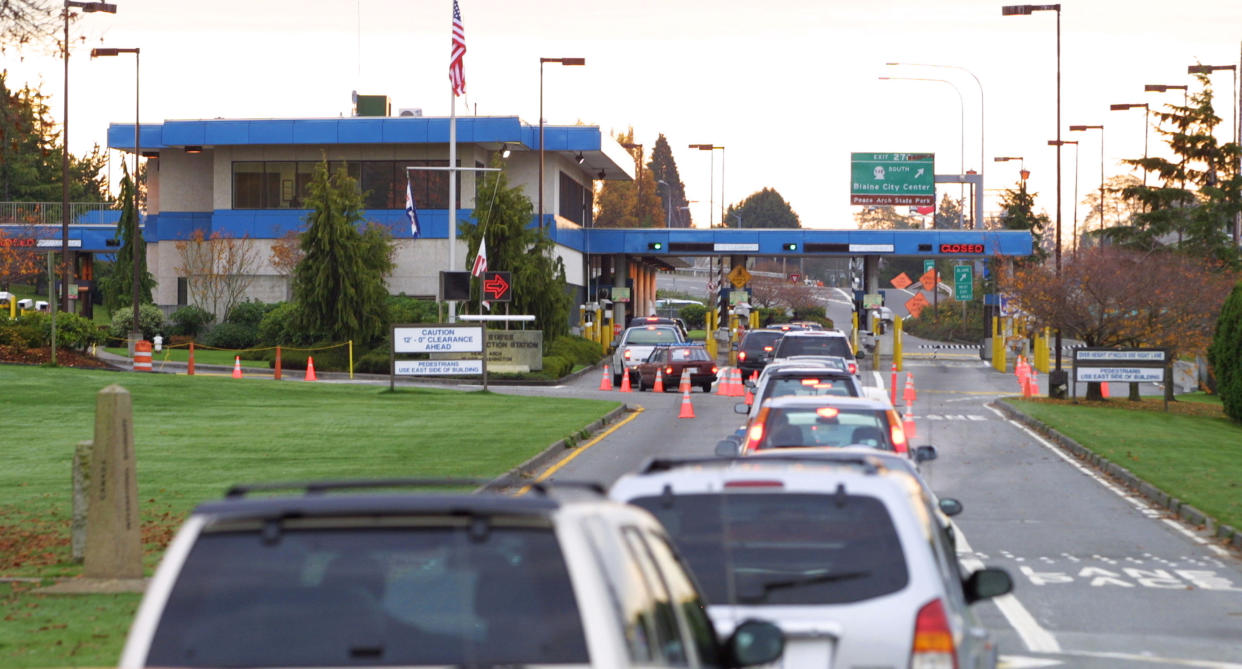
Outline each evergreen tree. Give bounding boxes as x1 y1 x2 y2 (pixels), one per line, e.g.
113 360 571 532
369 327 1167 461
292 160 393 345
996 180 1049 264
933 194 965 230
461 155 572 338
853 205 922 230
723 187 800 229
648 134 692 227
1209 280 1242 422
97 163 154 313
593 129 664 227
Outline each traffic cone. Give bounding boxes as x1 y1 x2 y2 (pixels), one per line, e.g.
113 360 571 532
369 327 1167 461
305 356 318 382
678 386 696 419
1101 382 1110 399
653 368 665 393
1026 369 1038 398
716 367 730 395
729 367 745 397
232 356 243 379
744 380 754 405
619 368 633 393
903 409 918 441
903 372 917 405
599 364 613 391
680 369 691 393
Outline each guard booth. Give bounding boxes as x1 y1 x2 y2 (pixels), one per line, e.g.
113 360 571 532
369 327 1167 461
0 292 13 319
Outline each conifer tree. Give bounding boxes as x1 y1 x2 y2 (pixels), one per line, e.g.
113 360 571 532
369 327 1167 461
97 163 153 313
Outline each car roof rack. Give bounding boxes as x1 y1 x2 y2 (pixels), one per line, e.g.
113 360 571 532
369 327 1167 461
225 478 606 499
638 454 881 476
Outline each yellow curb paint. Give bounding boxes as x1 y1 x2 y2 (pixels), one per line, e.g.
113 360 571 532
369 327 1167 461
516 406 645 496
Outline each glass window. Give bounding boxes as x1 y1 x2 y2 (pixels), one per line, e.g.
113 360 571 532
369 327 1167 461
776 336 854 359
146 523 588 667
642 531 722 667
294 162 319 208
762 377 857 403
266 162 297 209
581 517 661 663
232 162 265 208
629 493 909 606
758 407 893 450
622 528 688 666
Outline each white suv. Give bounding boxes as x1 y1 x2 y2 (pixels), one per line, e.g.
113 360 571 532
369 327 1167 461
121 479 784 668
769 330 859 375
610 455 1012 669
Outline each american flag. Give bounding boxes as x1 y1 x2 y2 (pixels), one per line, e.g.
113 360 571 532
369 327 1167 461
449 0 466 97
471 238 489 310
405 178 421 239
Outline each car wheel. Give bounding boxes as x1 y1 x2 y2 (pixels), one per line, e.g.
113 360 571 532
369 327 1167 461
613 373 622 387
701 382 713 393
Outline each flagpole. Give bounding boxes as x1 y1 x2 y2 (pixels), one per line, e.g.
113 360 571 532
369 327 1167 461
449 91 458 323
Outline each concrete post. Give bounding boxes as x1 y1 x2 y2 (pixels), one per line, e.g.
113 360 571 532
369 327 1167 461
71 440 91 563
83 384 142 580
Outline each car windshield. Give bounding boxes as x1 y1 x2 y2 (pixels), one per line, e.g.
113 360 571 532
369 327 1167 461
775 336 853 359
629 493 908 605
146 524 588 667
760 377 858 404
626 327 681 345
759 407 892 450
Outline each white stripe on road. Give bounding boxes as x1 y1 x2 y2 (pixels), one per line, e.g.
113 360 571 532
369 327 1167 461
955 525 1061 653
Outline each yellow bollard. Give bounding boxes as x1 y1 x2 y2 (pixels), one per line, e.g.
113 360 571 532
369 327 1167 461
893 315 904 372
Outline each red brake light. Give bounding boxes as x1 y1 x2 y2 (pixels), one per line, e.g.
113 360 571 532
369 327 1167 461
763 345 773 352
738 351 747 361
711 366 718 374
666 366 674 375
623 349 632 360
911 598 956 667
800 378 821 386
848 361 858 374
815 407 839 419
744 423 764 451
724 480 785 488
890 419 908 453
645 325 657 330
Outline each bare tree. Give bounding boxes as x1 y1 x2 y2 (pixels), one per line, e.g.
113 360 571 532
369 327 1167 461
175 230 261 321
1 0 58 52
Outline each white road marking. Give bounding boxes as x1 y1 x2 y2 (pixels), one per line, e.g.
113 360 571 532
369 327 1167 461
987 404 1233 560
954 524 1062 653
1056 650 1242 668
999 656 1064 668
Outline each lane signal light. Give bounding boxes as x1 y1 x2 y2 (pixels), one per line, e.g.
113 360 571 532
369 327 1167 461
648 241 664 250
783 242 798 251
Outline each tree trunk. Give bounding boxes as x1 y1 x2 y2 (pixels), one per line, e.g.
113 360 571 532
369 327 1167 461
1129 382 1141 402
1085 381 1104 401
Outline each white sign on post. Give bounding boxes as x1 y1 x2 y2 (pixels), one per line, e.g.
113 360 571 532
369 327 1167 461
393 326 483 353
395 360 484 376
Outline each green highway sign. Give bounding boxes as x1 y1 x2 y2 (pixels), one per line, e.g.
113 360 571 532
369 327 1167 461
850 153 935 206
923 259 936 275
954 265 973 301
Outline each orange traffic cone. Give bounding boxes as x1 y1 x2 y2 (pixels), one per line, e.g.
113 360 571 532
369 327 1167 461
733 368 747 397
903 372 917 405
1101 381 1110 399
716 367 730 395
678 387 696 419
903 409 918 440
232 355 243 379
599 364 614 391
743 380 754 405
1026 369 1038 398
680 369 691 393
619 368 633 393
653 368 665 393
305 356 318 382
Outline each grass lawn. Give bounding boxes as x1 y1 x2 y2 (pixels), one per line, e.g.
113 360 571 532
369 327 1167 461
0 364 620 667
104 346 270 368
1003 394 1242 533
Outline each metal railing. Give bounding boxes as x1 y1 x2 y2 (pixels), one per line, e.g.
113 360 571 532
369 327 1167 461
0 201 119 226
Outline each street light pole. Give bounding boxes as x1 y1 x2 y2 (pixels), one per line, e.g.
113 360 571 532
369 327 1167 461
1069 125 1104 240
881 75 966 226
1051 140 1079 250
61 1 117 315
657 180 672 228
1003 2 1065 396
1109 103 1149 187
92 46 140 344
689 144 717 226
538 57 585 233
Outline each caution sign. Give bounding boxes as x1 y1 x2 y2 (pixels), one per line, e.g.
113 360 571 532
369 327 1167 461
890 272 912 290
728 265 752 289
919 268 940 292
905 292 930 318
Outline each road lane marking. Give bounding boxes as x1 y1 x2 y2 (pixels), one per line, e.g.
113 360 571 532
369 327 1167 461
1056 650 1242 668
954 524 1062 653
987 404 1232 560
515 407 645 496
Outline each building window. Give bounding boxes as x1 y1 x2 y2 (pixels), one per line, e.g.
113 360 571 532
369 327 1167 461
232 160 460 210
559 172 591 226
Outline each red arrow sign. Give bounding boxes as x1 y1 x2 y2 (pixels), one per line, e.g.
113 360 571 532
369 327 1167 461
482 271 512 302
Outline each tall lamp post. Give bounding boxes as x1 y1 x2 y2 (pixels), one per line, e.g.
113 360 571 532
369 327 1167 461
1049 139 1079 250
538 57 585 233
1003 2 1065 397
689 144 720 226
1188 64 1239 245
657 180 672 228
994 156 1029 182
1069 125 1104 241
61 1 117 314
1109 103 1149 187
881 75 966 226
91 46 140 344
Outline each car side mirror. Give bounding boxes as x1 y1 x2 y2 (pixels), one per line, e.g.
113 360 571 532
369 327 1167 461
733 402 750 415
964 567 1013 604
724 619 784 667
715 439 741 457
610 337 620 348
914 445 938 463
938 498 963 517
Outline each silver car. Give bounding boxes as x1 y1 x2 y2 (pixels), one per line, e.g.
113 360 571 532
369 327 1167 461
610 455 1012 669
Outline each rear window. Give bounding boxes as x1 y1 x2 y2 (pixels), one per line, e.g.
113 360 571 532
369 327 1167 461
775 336 853 359
741 331 783 352
661 347 710 362
759 406 893 450
630 493 908 605
759 376 859 405
146 524 588 667
626 327 680 345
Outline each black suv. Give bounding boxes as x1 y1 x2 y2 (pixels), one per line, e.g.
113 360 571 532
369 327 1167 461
121 479 784 668
736 329 787 376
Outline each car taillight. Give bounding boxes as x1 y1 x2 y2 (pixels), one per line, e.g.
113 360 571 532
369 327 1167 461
724 480 784 488
815 407 839 419
623 348 632 360
911 598 957 669
711 366 718 374
800 378 821 386
763 345 773 352
890 421 908 453
744 424 764 452
848 361 858 375
665 366 674 375
738 351 747 361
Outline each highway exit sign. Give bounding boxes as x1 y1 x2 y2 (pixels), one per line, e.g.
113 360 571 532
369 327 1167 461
851 153 935 206
954 265 973 301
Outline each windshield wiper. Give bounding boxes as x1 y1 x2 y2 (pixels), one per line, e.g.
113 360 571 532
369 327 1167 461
736 570 870 603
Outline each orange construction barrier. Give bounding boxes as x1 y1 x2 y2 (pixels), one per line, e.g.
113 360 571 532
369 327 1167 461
653 368 665 393
678 386 696 419
132 340 152 372
1026 369 1038 398
232 355 243 379
274 346 282 381
305 356 318 382
599 364 613 391
1101 382 1110 399
187 342 196 376
619 368 633 393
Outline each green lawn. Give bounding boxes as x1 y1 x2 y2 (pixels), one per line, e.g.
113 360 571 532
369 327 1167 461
104 346 270 368
0 364 620 667
1004 395 1242 532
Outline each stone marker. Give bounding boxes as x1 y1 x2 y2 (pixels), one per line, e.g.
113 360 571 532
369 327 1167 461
83 384 142 580
71 440 91 563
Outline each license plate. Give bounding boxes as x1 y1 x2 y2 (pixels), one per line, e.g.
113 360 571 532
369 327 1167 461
686 368 699 374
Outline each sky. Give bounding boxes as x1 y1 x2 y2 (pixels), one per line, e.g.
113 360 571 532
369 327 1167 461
6 0 1242 235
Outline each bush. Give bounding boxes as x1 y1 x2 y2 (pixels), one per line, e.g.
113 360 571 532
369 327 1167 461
203 322 257 350
0 316 45 348
168 305 214 338
678 304 706 329
270 343 351 373
1209 281 1242 422
353 346 392 374
256 302 308 346
388 295 441 325
227 300 273 329
108 304 166 342
541 354 573 378
546 334 603 366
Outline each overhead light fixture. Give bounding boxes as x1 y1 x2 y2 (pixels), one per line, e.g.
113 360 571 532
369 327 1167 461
501 144 511 159
141 151 159 158
185 146 202 154
597 170 606 180
575 152 585 165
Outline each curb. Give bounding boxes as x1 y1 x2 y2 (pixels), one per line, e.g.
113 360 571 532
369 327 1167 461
482 403 633 492
992 400 1242 554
